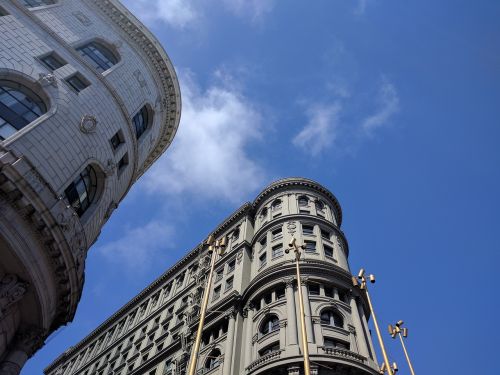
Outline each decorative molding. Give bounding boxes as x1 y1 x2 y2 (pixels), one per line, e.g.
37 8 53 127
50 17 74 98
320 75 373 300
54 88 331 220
0 274 28 317
79 115 97 134
72 11 92 26
38 73 57 87
286 221 297 235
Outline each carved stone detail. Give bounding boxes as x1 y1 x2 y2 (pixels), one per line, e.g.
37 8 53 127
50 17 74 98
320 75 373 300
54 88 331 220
286 221 297 235
79 115 97 134
72 11 92 26
0 274 28 317
38 73 57 87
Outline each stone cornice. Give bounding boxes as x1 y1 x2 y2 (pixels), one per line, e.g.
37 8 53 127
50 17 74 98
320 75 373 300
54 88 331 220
252 178 343 226
88 0 182 178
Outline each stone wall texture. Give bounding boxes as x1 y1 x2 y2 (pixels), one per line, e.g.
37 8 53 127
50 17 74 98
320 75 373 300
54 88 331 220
44 178 380 375
0 1 181 373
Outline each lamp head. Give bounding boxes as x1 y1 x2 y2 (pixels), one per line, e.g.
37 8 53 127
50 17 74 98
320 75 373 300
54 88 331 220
352 276 359 287
289 237 297 248
388 324 394 335
402 327 408 337
358 268 365 279
396 320 404 327
369 274 376 283
285 248 290 254
392 362 398 372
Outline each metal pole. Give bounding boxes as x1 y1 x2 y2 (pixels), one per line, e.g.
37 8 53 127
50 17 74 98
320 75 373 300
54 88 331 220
187 240 218 375
291 240 311 375
398 332 416 375
364 284 394 375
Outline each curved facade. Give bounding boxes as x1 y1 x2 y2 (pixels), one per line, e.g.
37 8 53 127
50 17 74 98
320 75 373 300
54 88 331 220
0 0 181 373
44 178 379 375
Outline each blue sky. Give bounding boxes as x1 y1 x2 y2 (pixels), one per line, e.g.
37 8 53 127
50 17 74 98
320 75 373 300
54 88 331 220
24 0 500 373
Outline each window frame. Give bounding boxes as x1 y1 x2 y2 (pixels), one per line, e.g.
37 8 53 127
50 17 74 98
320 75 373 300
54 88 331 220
64 165 98 217
132 105 152 140
76 41 119 73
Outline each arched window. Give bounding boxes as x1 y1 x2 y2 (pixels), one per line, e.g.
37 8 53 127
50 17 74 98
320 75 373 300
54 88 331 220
271 199 282 211
259 342 280 357
260 315 279 335
0 81 47 141
132 105 151 139
298 195 309 207
205 349 221 370
21 0 56 7
320 310 343 328
77 41 118 73
64 165 98 217
315 199 325 211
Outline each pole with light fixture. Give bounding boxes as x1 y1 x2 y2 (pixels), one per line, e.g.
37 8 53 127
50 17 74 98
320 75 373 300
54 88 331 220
187 235 226 375
352 269 394 375
286 237 311 375
388 320 416 375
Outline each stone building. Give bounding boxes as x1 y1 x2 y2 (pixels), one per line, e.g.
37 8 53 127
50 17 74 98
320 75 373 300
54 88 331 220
0 0 181 373
45 178 380 375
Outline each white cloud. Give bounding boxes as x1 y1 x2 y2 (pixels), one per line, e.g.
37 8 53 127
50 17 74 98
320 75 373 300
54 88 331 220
122 0 274 28
96 221 174 271
123 0 198 29
354 0 372 15
221 0 275 22
293 79 399 156
361 80 400 135
142 71 266 203
292 103 342 157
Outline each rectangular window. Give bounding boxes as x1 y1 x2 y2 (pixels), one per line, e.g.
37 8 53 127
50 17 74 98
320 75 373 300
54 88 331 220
117 153 129 174
324 286 334 298
227 260 235 274
271 227 282 241
215 269 223 282
213 286 221 300
324 245 334 258
264 293 272 304
40 52 66 70
109 130 124 150
259 253 267 268
302 225 314 236
276 287 285 300
304 240 316 253
321 229 331 240
272 244 283 258
260 237 267 251
66 73 90 93
22 0 56 9
309 283 320 296
225 276 233 291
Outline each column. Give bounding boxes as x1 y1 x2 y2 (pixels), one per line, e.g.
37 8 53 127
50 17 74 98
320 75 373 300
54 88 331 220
243 304 255 369
285 278 298 346
222 311 236 375
0 327 44 375
359 300 378 363
333 287 339 300
350 295 370 358
300 278 314 343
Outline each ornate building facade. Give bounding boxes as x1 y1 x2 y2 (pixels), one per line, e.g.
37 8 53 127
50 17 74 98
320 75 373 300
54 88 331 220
45 178 379 375
0 0 181 373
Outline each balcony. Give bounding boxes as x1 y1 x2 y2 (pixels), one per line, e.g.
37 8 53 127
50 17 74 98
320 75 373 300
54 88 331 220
246 349 284 373
320 347 366 364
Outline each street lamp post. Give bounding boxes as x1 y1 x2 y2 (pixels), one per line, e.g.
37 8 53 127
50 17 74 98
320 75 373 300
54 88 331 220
286 237 311 375
389 320 416 375
187 235 226 375
352 269 395 375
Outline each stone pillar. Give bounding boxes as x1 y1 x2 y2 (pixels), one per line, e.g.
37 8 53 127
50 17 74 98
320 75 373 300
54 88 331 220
359 300 378 363
0 326 44 375
243 304 254 369
350 295 370 358
285 278 298 346
300 278 314 343
222 311 236 375
333 287 339 300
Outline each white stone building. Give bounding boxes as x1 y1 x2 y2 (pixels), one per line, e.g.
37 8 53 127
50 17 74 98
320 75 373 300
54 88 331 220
0 1 181 373
45 178 380 375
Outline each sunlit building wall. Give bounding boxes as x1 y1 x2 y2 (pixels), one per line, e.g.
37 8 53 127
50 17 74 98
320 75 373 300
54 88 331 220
0 0 181 373
45 178 379 375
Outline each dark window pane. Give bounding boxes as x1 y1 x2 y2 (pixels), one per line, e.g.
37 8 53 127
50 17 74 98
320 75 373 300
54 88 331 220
133 106 150 139
77 42 118 73
324 245 334 258
66 74 89 93
41 53 66 70
64 165 98 217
